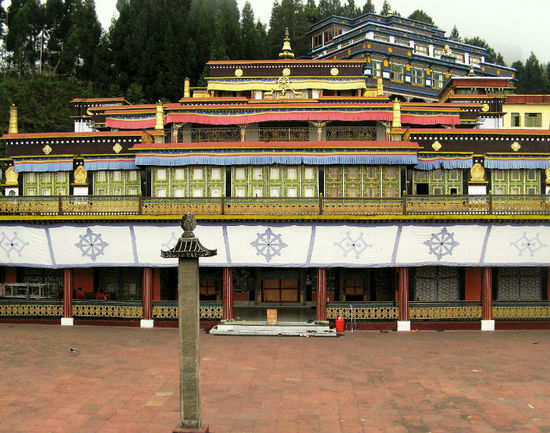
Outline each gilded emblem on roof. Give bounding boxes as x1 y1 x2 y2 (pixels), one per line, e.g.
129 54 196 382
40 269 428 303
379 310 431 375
432 141 442 151
511 141 521 152
42 144 52 155
282 68 291 76
330 67 339 76
234 68 243 77
113 142 123 153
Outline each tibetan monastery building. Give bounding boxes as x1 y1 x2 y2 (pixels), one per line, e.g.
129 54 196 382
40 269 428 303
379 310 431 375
0 34 549 332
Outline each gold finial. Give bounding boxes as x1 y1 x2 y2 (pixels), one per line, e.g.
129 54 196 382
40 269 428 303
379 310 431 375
392 98 401 128
9 104 18 134
377 77 384 96
470 163 486 182
279 27 295 59
184 78 191 98
155 100 164 130
468 65 475 76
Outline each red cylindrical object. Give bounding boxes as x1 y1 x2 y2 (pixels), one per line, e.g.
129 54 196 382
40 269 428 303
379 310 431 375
335 317 345 333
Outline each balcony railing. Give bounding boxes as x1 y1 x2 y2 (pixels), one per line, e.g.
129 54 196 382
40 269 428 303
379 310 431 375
258 127 309 141
1 194 550 217
190 127 240 142
326 126 376 141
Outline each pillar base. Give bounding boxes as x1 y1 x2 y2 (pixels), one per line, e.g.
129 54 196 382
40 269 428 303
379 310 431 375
61 317 74 326
173 424 209 433
481 319 495 331
397 320 411 332
140 319 154 329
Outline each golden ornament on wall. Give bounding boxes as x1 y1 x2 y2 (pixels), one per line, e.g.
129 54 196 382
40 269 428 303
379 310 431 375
545 168 550 185
113 142 123 154
330 67 339 76
4 166 18 186
511 141 521 152
431 140 442 151
481 104 489 112
234 68 243 77
383 59 389 67
282 68 291 76
406 64 411 72
470 162 485 182
42 144 52 155
74 165 88 185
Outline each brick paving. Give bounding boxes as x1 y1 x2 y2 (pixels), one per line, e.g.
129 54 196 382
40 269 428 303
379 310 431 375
1 324 550 433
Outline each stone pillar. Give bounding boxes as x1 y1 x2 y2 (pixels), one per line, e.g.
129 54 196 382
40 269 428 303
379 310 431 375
397 267 410 332
141 267 154 328
481 267 494 331
316 268 327 321
222 267 234 321
61 269 73 326
178 258 202 430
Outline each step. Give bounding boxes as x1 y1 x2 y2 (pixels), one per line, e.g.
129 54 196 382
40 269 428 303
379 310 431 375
209 320 337 337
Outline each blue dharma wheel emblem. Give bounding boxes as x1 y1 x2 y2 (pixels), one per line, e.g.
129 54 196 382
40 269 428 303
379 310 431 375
75 228 109 262
424 227 459 261
251 228 288 263
511 232 546 257
0 232 29 258
335 232 371 259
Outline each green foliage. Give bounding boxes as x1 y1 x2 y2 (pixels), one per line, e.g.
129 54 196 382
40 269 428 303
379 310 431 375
450 25 460 41
268 0 310 58
362 0 375 14
513 53 549 94
463 36 505 65
408 9 433 25
0 74 100 136
380 0 392 16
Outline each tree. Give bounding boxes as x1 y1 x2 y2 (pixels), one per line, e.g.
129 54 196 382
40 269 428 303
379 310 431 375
318 0 342 17
380 0 391 15
362 0 375 14
518 53 548 94
464 36 504 65
341 0 360 17
408 9 433 25
449 25 460 41
268 0 310 58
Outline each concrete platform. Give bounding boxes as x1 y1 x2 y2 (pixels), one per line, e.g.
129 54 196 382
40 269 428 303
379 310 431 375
209 320 336 337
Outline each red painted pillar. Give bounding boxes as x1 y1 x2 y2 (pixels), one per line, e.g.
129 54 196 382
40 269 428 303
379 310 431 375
481 267 492 321
222 268 234 321
142 267 153 321
316 268 327 321
398 267 409 321
62 269 73 326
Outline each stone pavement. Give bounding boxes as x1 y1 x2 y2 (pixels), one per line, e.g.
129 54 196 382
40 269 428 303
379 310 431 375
1 324 550 433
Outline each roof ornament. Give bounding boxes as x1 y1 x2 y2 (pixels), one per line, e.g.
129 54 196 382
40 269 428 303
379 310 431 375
468 65 475 76
8 104 18 135
155 100 164 130
392 98 401 129
279 27 295 59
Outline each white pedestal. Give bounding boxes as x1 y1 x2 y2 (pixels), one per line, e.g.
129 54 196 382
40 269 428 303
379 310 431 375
481 319 495 331
468 184 487 195
73 186 89 196
4 187 19 196
61 317 74 326
546 185 550 195
140 319 154 329
397 320 411 332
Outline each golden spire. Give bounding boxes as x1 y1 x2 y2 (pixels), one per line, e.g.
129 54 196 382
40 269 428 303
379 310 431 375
468 65 475 76
184 77 191 98
377 77 384 96
9 104 18 134
155 100 164 130
392 98 401 129
279 27 295 59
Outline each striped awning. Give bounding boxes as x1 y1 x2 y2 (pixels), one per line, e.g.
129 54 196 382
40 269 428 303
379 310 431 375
484 156 550 169
415 155 473 170
83 156 137 171
13 156 74 173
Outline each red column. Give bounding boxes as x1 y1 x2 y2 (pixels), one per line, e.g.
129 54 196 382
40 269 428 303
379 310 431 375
316 268 327 321
63 269 72 319
481 267 492 321
222 268 234 320
142 267 153 321
398 267 409 321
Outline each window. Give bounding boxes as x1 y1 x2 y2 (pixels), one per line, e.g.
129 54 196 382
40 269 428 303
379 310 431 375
56 172 65 182
253 188 262 197
511 113 521 127
287 167 297 180
97 189 105 195
412 67 425 86
27 189 36 196
390 63 404 82
415 44 428 55
434 47 444 58
270 187 280 197
416 183 429 195
41 173 50 182
432 71 445 89
192 187 203 197
470 56 481 66
156 169 166 181
367 166 378 179
210 188 222 197
252 167 263 180
374 33 389 42
236 187 245 197
304 167 314 180
128 170 138 181
113 171 121 181
27 172 35 183
287 187 297 197
175 168 185 180
235 167 246 180
114 188 122 195
525 113 542 128
192 168 203 180
128 188 138 196
453 52 465 63
156 188 167 198
211 167 222 180
270 167 280 180
372 60 382 77
395 37 409 46
42 188 51 196
175 188 185 197
304 188 314 198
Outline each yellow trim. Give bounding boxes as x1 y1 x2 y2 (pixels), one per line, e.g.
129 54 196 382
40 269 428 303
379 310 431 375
207 80 366 92
206 75 368 80
2 214 550 222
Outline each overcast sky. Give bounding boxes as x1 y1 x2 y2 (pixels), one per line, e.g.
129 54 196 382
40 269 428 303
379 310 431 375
93 0 549 65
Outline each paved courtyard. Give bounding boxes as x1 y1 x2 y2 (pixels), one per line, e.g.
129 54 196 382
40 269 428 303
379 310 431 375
1 324 550 433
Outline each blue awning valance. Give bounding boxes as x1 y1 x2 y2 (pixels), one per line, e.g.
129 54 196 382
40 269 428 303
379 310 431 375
484 156 550 169
414 155 473 170
13 157 74 173
83 156 137 171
